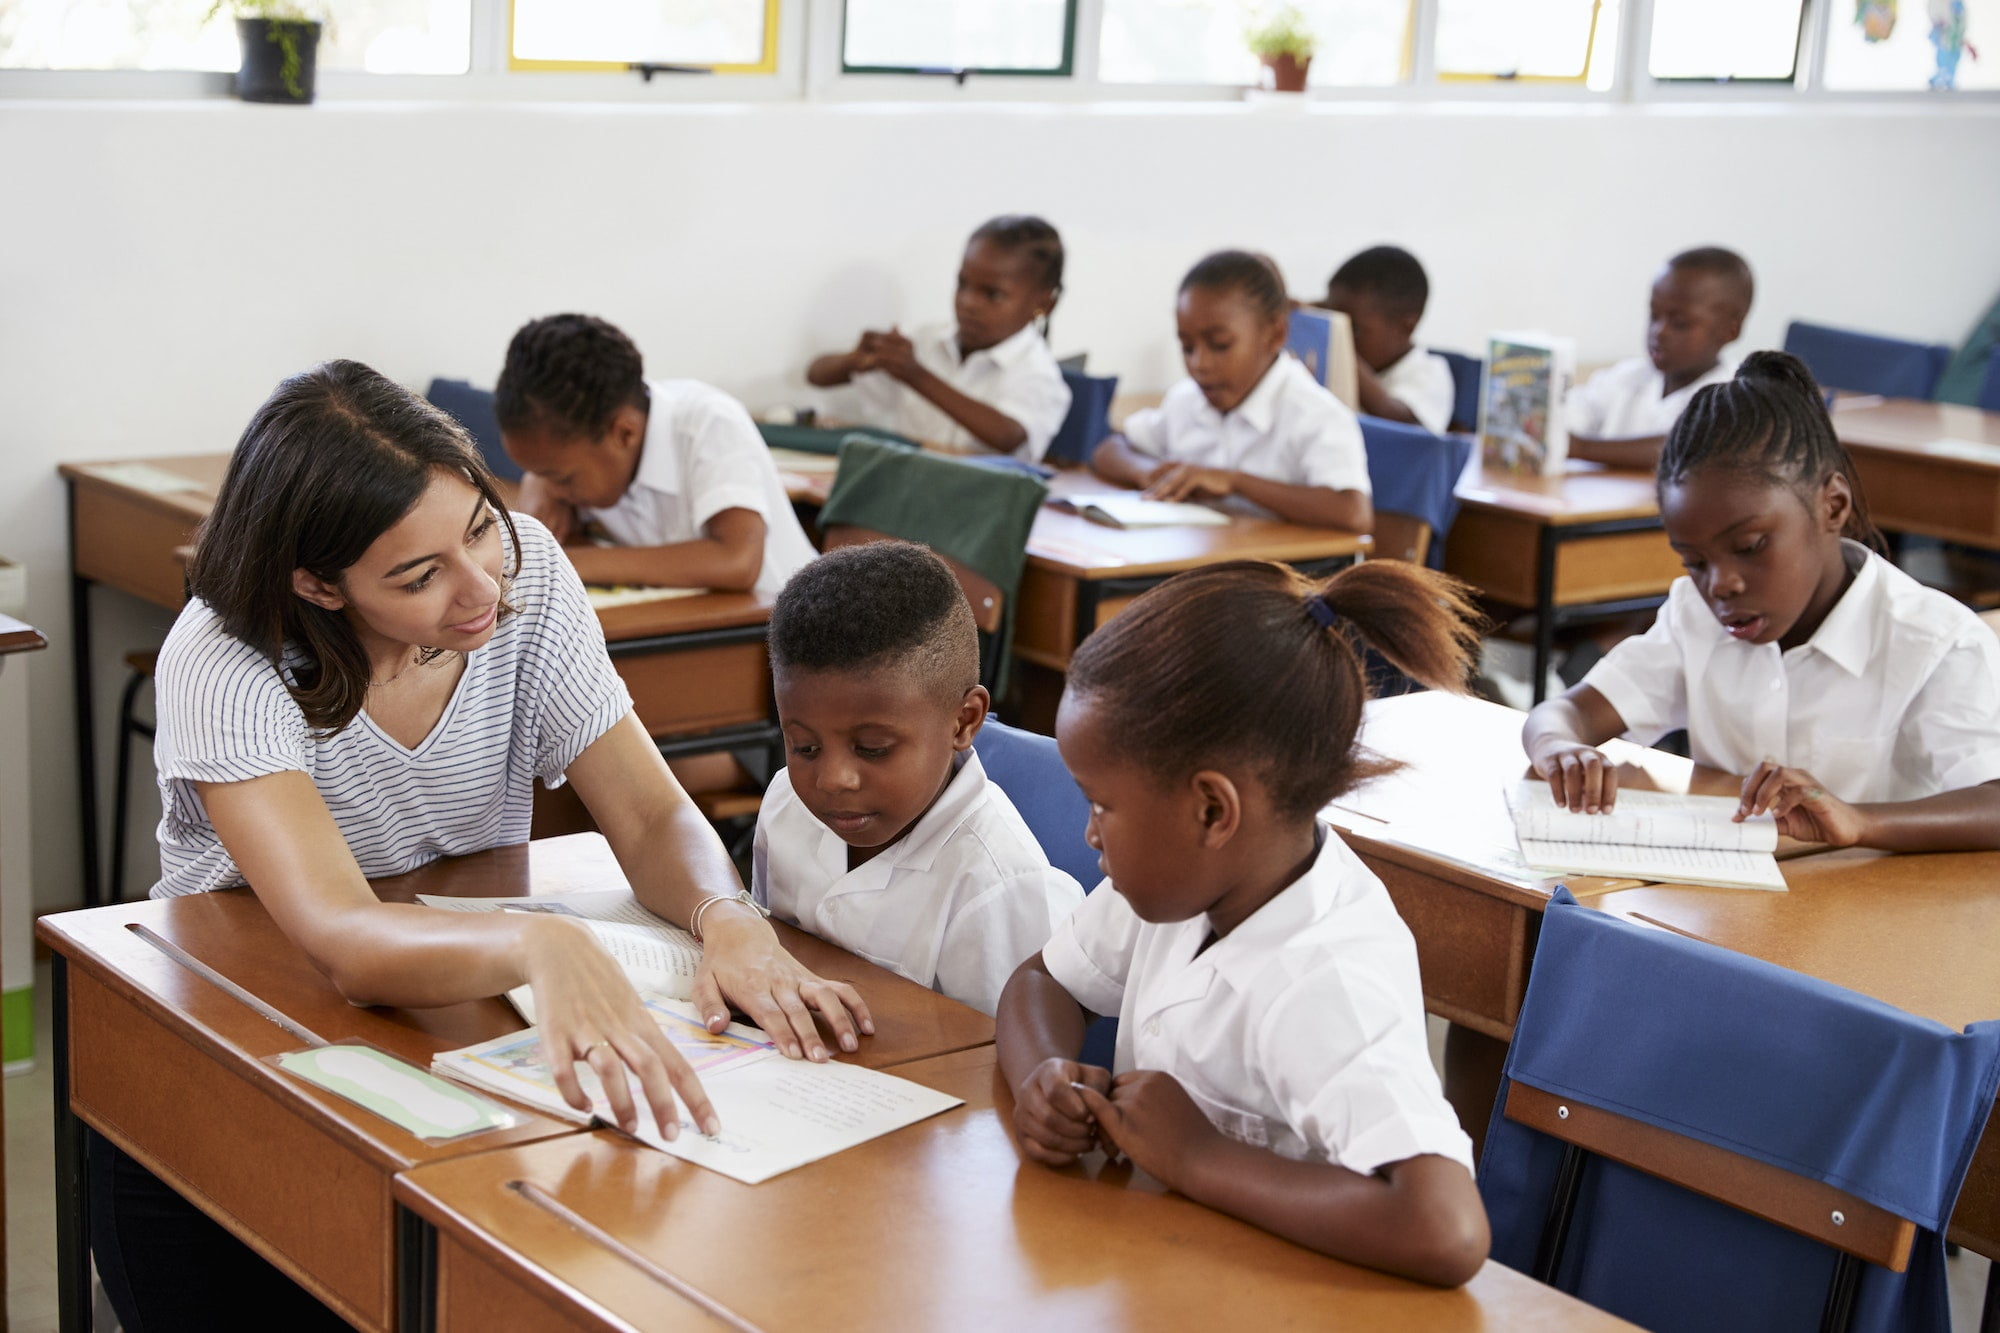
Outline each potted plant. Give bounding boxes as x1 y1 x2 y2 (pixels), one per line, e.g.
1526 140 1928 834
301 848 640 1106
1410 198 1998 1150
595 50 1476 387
1245 4 1317 93
208 0 324 104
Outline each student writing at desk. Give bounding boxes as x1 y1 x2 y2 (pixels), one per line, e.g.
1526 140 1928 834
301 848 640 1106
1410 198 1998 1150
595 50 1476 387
497 313 816 596
1525 353 2000 850
1090 251 1374 532
112 363 870 1330
807 214 1072 459
998 558 1488 1287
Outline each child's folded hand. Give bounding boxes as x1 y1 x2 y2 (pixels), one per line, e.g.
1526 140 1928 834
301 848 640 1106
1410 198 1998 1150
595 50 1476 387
1073 1070 1221 1194
1013 1057 1111 1166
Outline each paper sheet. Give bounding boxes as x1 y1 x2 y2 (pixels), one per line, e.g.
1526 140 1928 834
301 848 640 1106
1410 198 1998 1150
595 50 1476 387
1515 838 1789 891
1504 781 1777 852
1055 494 1232 529
416 891 702 1015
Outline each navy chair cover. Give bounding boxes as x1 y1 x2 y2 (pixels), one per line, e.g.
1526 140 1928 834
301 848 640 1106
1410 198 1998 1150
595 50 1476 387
426 379 518 482
1437 349 1484 434
1482 890 2000 1333
1783 321 1952 400
1046 369 1119 466
1359 415 1473 571
1980 344 2000 412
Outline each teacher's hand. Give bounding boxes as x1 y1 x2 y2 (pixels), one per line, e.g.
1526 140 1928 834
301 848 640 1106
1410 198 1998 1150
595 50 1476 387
691 906 875 1061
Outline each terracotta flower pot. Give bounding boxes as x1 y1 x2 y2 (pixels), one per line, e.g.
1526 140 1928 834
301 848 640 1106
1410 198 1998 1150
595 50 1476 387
1261 53 1311 93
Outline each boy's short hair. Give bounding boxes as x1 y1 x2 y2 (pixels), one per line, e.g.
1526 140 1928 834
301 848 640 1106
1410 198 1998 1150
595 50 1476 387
1666 246 1755 317
1328 246 1429 321
493 313 650 441
770 542 980 706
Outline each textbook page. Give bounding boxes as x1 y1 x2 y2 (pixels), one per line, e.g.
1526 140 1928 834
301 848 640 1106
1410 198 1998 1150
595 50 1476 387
1052 494 1232 529
416 892 702 1014
1504 781 1777 852
1512 839 1789 891
432 997 963 1184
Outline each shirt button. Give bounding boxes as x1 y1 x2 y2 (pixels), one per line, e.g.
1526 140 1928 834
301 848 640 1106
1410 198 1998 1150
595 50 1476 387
1144 1017 1161 1037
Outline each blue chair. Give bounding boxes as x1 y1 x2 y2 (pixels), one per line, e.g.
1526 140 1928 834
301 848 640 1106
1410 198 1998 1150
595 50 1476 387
1437 349 1484 434
973 719 1116 1066
1359 415 1473 570
425 378 519 482
1980 344 2000 413
1783 321 1952 400
1045 369 1118 466
1481 890 2000 1333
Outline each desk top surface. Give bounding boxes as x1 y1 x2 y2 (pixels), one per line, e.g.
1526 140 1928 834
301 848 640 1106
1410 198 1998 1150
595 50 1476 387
1832 398 2000 461
37 835 993 1171
396 1044 1635 1333
0 612 46 655
1590 846 2000 1031
1452 454 1662 526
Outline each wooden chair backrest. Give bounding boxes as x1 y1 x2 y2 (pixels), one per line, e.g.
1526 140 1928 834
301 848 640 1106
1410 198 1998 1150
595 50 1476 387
1504 1080 1917 1272
819 525 1006 635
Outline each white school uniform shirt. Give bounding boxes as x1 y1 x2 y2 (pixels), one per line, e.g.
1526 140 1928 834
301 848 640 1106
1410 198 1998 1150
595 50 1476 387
1582 541 2000 804
579 379 817 599
751 752 1084 1015
1042 829 1474 1176
150 516 633 898
840 323 1073 461
1566 355 1737 440
1120 354 1372 519
1376 344 1458 435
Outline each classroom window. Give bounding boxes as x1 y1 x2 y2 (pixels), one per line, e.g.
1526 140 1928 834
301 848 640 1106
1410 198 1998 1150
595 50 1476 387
841 0 1075 75
1433 0 1618 87
1821 0 1995 90
1097 0 1412 87
1648 0 1804 81
0 0 469 72
509 0 777 73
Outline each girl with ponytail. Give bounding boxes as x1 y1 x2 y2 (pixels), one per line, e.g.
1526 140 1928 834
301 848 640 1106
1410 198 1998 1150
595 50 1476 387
1526 350 2000 850
996 558 1491 1287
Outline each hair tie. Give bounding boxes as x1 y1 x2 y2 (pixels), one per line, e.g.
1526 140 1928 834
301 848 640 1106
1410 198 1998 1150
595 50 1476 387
1306 597 1340 630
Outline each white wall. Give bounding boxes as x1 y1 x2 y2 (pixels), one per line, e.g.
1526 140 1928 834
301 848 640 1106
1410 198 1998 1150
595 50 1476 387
5 97 1999 906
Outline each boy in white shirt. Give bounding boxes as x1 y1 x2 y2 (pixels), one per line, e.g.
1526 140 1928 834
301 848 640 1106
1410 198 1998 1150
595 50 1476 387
1091 251 1373 532
1566 247 1754 470
753 541 1083 1015
496 314 816 599
1322 245 1458 434
808 215 1072 460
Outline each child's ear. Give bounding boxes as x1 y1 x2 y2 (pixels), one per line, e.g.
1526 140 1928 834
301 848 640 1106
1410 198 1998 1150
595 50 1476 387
952 685 991 750
606 403 647 458
291 568 346 612
1819 473 1854 534
1189 770 1242 849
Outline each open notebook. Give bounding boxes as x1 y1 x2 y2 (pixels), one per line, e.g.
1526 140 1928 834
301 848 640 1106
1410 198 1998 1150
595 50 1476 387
1503 780 1787 891
585 585 705 610
1048 493 1230 529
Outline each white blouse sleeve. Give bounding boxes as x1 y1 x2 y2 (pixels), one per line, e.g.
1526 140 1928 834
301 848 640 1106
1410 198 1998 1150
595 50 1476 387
153 601 312 786
1039 885 1140 1020
1579 581 1696 742
1903 627 2000 794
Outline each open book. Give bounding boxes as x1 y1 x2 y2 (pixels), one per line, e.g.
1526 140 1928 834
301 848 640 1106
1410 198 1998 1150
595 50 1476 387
430 995 963 1184
585 585 706 611
415 889 701 1022
1049 493 1231 529
1503 780 1787 891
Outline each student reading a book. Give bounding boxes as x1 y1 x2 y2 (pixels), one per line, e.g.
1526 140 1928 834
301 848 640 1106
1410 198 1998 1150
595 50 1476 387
998 558 1489 1286
753 542 1084 1015
114 363 872 1331
1322 245 1456 434
1090 251 1373 532
1524 352 2000 851
1565 247 1753 470
806 215 1072 459
497 314 816 598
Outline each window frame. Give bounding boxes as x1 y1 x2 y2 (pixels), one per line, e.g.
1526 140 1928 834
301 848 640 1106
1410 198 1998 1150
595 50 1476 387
836 0 1079 78
505 0 781 75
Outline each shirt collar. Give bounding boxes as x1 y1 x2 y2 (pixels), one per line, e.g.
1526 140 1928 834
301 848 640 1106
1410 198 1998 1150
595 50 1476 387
1198 354 1294 434
1794 540 1880 677
959 323 1041 371
813 748 989 877
633 379 684 497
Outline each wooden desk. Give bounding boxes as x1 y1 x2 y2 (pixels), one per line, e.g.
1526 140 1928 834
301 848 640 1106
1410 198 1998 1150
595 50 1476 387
1444 456 1683 703
395 1045 1636 1333
1589 849 2000 1262
61 455 779 906
1832 398 2000 547
38 836 993 1333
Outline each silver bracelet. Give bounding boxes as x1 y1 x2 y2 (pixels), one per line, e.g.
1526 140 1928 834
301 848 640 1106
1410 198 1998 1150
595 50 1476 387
690 889 767 943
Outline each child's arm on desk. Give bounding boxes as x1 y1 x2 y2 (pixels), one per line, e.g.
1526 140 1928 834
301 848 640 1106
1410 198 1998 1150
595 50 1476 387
997 953 1113 1165
562 508 766 592
1353 361 1420 427
1147 466 1374 532
1737 766 2000 852
1073 1078 1488 1287
1568 434 1667 470
1089 433 1164 489
1523 684 1629 813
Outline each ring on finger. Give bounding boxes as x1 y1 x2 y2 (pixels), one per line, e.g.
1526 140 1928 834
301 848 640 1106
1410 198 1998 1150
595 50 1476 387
581 1039 611 1060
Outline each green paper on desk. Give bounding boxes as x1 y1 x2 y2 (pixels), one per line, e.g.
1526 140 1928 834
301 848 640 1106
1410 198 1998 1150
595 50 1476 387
277 1045 522 1141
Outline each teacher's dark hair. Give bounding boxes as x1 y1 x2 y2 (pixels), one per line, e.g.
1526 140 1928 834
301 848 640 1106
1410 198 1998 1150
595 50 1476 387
186 360 521 735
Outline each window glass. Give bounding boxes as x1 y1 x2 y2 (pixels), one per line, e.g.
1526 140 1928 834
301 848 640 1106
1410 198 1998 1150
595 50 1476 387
510 0 773 70
1098 0 1411 87
0 0 469 73
1822 0 1996 91
842 0 1072 74
1434 0 1606 81
1649 0 1803 79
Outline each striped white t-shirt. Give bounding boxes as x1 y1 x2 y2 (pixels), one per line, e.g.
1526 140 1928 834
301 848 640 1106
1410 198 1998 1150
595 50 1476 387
151 514 632 899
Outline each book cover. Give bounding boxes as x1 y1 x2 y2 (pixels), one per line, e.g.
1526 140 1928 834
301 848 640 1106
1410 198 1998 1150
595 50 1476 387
1286 307 1360 410
1479 333 1576 476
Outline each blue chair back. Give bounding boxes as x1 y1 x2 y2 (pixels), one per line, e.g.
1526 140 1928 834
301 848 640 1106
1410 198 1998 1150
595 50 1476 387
426 379 519 482
1481 890 2000 1333
1359 416 1473 570
1783 321 1952 400
1437 349 1484 434
1980 344 2000 412
972 720 1097 890
1046 369 1118 466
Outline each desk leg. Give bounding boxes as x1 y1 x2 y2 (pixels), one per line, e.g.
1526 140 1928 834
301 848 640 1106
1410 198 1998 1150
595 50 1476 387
396 1206 436 1333
1443 1022 1509 1164
52 954 91 1333
69 567 101 908
1532 528 1558 706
